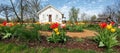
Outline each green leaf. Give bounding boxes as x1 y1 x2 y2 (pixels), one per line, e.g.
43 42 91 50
99 42 105 47
2 33 12 39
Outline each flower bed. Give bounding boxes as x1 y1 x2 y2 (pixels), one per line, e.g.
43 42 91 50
0 21 120 53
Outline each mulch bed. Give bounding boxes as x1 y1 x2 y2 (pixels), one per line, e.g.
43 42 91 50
1 36 120 52
39 36 105 52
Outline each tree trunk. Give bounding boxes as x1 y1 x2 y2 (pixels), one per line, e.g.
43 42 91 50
20 0 24 24
5 10 9 22
32 18 35 23
10 0 21 22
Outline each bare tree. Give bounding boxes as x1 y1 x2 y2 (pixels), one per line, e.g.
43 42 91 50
10 0 42 23
10 0 21 22
116 0 120 23
27 0 42 22
0 4 13 22
81 13 86 22
10 0 28 23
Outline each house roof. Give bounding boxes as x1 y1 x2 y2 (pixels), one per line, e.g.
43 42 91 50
37 5 62 15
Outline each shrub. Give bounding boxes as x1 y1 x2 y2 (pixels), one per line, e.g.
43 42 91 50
68 24 83 32
30 24 41 30
14 24 41 41
0 23 41 41
40 24 51 31
84 24 100 31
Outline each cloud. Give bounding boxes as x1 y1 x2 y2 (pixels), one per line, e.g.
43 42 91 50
41 0 48 2
59 5 71 20
65 0 80 6
58 0 108 20
12 0 15 3
91 1 96 4
98 0 104 2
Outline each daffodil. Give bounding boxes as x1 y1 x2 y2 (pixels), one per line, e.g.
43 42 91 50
54 28 58 32
110 28 116 33
56 32 60 35
106 24 112 30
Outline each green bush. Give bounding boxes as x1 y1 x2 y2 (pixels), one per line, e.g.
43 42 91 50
0 24 41 41
84 24 100 31
40 24 52 31
30 24 41 30
0 26 14 39
68 24 83 32
14 24 41 41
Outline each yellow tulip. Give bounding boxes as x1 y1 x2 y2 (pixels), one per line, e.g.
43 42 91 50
54 28 58 32
56 32 60 35
106 24 112 30
110 28 116 33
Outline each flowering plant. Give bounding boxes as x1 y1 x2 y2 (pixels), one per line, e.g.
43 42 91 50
95 22 118 49
0 21 15 39
47 23 68 43
1 21 14 27
50 22 59 29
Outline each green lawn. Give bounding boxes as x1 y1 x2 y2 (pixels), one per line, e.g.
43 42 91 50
0 42 97 53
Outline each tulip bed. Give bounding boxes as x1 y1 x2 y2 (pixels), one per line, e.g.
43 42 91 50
0 21 120 53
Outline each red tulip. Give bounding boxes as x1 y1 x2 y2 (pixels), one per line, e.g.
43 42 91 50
50 22 59 29
110 21 115 25
99 22 107 28
2 21 7 26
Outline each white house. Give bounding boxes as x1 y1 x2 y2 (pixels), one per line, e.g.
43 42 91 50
37 5 64 23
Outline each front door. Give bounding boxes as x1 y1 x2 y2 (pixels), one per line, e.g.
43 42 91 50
49 15 52 22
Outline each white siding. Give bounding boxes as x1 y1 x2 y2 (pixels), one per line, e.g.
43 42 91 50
39 7 62 23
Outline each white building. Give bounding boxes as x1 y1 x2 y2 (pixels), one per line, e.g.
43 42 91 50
37 5 64 23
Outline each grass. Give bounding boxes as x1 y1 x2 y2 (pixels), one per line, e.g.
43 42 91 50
0 42 97 53
75 38 84 42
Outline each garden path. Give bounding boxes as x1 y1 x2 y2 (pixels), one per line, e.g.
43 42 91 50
40 29 97 38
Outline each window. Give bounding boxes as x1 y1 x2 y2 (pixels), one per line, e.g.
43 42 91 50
43 14 45 18
43 14 46 20
56 15 58 20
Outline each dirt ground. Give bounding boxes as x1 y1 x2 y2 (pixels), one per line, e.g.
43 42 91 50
40 29 97 38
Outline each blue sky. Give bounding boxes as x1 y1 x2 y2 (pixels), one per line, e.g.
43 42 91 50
42 0 116 19
0 0 116 19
